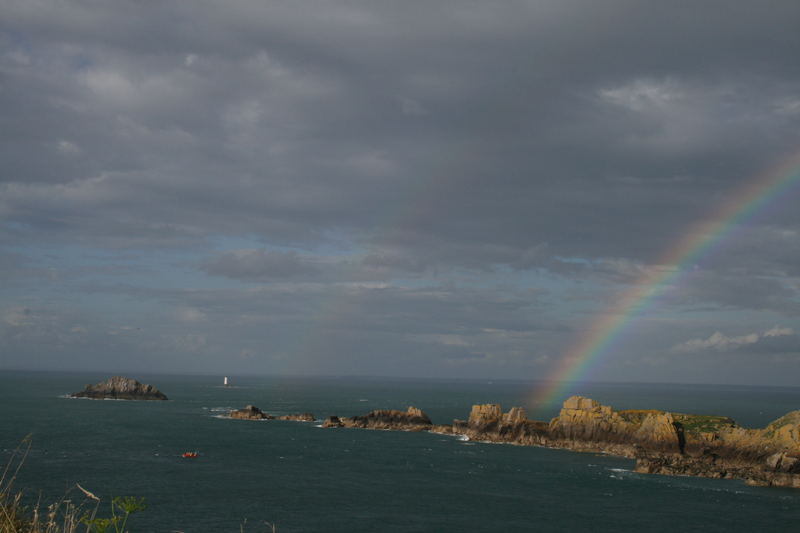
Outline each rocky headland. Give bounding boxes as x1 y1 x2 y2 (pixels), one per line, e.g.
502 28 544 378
323 396 800 489
229 405 314 422
70 376 168 400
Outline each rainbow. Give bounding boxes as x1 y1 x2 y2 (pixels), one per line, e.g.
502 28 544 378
533 149 800 411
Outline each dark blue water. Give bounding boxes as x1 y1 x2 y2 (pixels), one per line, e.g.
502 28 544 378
2 371 799 532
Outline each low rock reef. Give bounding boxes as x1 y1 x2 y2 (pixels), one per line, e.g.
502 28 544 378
321 406 433 430
70 376 168 400
229 405 314 422
323 396 800 489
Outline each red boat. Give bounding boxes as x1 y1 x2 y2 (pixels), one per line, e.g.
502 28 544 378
181 451 198 458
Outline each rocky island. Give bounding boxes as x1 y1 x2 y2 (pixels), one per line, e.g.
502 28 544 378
70 376 168 400
229 405 314 421
323 396 800 489
321 406 432 430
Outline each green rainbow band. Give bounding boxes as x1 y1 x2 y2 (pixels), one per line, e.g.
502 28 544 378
533 150 800 411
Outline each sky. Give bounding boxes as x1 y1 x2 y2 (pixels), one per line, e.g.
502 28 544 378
1 1 799 385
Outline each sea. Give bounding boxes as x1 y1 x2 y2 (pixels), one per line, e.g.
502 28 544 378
2 371 799 532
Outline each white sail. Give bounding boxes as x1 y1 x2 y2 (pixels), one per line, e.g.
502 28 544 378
223 376 229 386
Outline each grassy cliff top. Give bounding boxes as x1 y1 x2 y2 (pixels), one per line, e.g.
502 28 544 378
616 409 736 434
673 414 737 434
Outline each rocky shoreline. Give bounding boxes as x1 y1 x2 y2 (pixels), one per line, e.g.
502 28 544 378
315 396 800 489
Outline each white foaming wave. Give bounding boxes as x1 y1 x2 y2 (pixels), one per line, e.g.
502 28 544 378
210 414 271 421
60 395 133 401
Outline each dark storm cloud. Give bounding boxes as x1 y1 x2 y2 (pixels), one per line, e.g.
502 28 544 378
2 1 800 260
2 1 800 379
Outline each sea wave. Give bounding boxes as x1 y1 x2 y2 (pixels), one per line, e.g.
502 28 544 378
58 395 133 401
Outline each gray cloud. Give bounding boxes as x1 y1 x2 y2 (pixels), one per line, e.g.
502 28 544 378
662 271 800 316
2 1 800 382
0 282 560 377
203 249 321 280
3 2 800 257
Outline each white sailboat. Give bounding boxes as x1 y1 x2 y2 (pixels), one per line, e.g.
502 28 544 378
223 376 229 387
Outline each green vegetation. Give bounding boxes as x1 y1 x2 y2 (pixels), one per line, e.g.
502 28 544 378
618 409 665 424
79 496 146 533
672 414 736 435
0 436 145 533
618 409 736 435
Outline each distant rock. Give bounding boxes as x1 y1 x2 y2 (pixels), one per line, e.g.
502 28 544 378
70 376 167 401
322 415 344 428
277 413 315 422
339 406 433 431
452 403 549 446
228 406 314 421
229 405 274 420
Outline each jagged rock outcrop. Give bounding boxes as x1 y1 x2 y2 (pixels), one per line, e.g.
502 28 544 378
70 376 168 401
450 404 549 445
229 405 274 420
633 408 800 487
549 397 680 452
340 407 433 431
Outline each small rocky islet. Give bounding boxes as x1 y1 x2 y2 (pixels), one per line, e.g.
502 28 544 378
70 376 168 400
230 396 800 489
228 405 315 421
